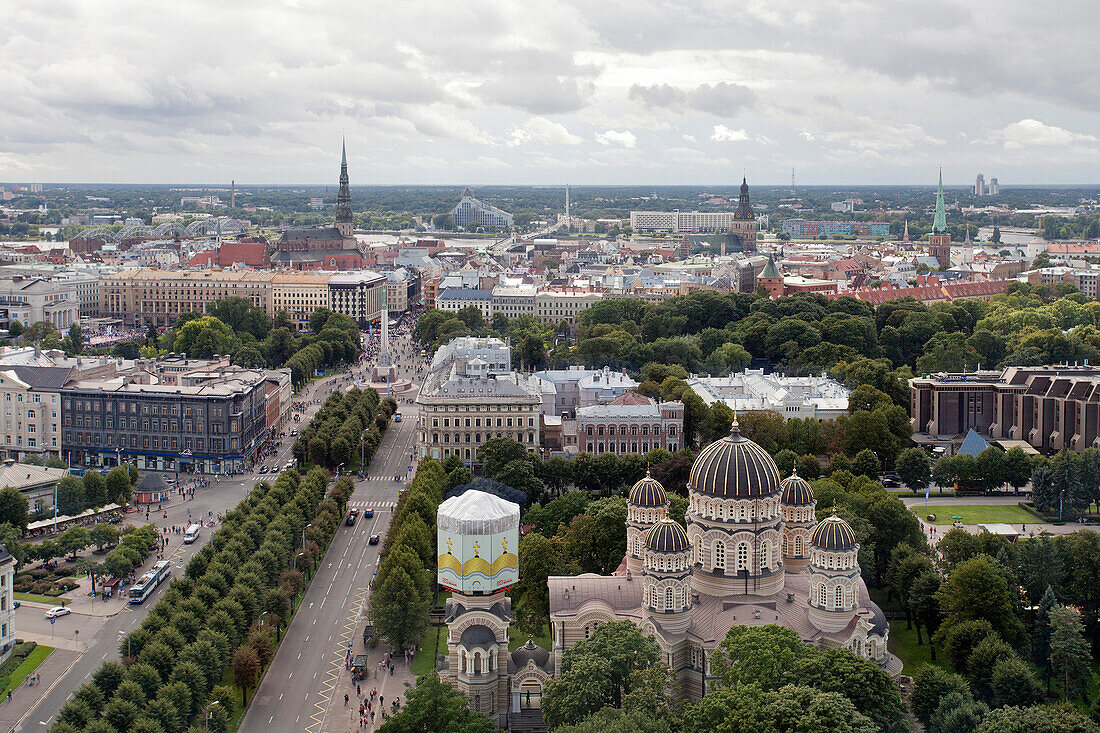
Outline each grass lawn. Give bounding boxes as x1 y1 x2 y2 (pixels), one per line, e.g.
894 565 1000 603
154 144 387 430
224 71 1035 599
0 645 53 697
887 621 940 676
915 504 1035 525
509 625 551 653
411 625 443 676
14 592 62 605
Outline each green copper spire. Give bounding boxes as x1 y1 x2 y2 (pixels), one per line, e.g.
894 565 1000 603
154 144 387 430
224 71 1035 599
932 168 947 234
760 253 780 279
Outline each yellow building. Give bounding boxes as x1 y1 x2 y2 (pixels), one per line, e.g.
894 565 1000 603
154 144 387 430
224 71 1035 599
100 270 274 327
271 274 331 330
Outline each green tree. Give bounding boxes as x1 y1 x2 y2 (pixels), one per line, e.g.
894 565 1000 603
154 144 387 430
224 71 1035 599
83 470 108 508
852 449 881 479
977 703 1100 733
370 566 427 648
895 447 932 492
911 665 970 725
55 475 85 516
1048 605 1091 700
0 485 29 529
59 525 90 559
936 555 1024 648
377 674 494 733
66 323 85 355
105 467 132 504
989 655 1042 708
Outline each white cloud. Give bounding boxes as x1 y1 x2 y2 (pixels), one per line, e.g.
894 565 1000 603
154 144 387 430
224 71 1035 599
595 129 637 148
507 117 583 147
1001 119 1098 149
711 125 749 142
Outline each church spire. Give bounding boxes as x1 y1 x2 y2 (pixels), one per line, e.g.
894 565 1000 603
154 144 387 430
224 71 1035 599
932 168 947 234
902 219 910 243
335 138 353 237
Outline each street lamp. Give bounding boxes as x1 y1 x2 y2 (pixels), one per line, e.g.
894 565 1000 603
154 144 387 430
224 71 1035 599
293 552 305 572
302 523 311 550
205 701 220 730
259 610 270 630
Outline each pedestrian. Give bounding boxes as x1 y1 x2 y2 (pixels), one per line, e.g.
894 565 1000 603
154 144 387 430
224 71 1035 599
344 693 349 706
357 684 361 697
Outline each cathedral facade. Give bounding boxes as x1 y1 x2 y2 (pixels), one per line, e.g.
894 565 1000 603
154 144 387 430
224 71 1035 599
547 421 899 702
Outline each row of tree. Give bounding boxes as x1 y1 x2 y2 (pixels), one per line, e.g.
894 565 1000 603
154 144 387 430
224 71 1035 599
0 464 137 532
368 459 446 650
291 388 395 471
50 466 340 733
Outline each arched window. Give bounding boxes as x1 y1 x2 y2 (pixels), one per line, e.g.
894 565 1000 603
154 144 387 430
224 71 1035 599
665 586 674 610
834 585 844 609
870 640 878 658
461 651 467 673
795 535 804 556
783 535 789 555
818 583 827 606
714 542 726 570
760 541 769 569
474 652 482 674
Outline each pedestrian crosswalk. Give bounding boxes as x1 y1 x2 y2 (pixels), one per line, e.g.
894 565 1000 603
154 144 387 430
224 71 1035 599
359 475 407 482
349 500 396 509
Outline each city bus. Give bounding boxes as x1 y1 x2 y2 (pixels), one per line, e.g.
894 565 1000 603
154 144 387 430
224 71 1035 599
128 560 172 604
183 523 202 544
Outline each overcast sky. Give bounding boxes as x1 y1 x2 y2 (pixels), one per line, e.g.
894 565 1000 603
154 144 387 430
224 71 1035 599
2 0 1097 186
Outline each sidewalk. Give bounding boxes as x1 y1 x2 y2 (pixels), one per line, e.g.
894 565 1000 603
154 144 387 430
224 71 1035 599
0 646 79 732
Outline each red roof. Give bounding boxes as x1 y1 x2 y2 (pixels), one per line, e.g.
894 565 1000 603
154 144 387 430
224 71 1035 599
609 391 655 406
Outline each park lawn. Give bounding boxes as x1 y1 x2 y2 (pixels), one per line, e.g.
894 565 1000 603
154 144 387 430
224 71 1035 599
0 645 53 697
509 625 551 653
915 504 1035 526
14 592 62 605
887 621 940 676
411 625 443 676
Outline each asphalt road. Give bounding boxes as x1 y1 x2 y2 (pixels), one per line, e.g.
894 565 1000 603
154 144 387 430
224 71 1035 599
16 371 348 732
240 337 423 733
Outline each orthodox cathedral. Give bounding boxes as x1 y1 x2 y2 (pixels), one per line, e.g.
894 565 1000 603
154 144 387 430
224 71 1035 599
547 419 900 699
440 420 899 729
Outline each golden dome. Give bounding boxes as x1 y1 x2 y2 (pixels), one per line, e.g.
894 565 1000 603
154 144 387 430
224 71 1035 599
645 519 691 554
688 422 780 499
810 514 857 551
780 472 814 506
628 469 668 508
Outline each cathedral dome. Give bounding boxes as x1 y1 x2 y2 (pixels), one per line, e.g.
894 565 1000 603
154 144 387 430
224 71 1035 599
687 422 780 499
810 515 857 551
511 638 550 670
645 519 690 554
628 470 668 508
780 472 814 506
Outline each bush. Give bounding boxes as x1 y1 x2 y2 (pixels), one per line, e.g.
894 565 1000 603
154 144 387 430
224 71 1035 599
0 641 37 684
28 568 48 580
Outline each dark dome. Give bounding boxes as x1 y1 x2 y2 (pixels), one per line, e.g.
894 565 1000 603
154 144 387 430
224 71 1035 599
459 624 496 647
780 473 814 506
628 470 668 508
810 515 857 552
688 423 780 499
645 519 690 553
511 639 550 669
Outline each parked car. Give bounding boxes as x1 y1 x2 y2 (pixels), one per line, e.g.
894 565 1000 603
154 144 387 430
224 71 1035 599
369 534 380 545
346 509 359 526
45 606 71 619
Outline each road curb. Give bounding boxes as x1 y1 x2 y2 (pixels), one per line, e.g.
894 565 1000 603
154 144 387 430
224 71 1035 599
11 649 80 733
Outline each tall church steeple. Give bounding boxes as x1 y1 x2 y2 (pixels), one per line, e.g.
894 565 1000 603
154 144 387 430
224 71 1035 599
335 138 353 238
928 168 952 268
932 168 947 235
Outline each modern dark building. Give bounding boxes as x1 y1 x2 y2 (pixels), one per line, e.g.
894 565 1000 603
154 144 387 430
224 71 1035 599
910 365 1100 453
61 367 270 474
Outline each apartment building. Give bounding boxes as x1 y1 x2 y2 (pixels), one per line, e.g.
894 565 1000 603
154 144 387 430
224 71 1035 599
415 338 540 463
271 273 330 330
62 366 271 474
100 269 274 327
490 284 536 320
0 547 13 663
437 288 493 319
535 289 603 326
328 271 386 326
574 392 684 455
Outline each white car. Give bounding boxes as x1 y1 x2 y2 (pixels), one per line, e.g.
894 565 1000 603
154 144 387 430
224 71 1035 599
45 606 71 619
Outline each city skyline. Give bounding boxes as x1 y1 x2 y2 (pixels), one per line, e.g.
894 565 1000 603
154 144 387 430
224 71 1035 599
2 0 1099 185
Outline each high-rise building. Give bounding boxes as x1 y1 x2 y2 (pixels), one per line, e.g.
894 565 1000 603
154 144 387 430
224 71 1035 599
974 173 986 196
928 170 952 268
989 177 999 195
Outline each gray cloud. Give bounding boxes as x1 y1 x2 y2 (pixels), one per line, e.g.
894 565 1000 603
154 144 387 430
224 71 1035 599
630 82 756 117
